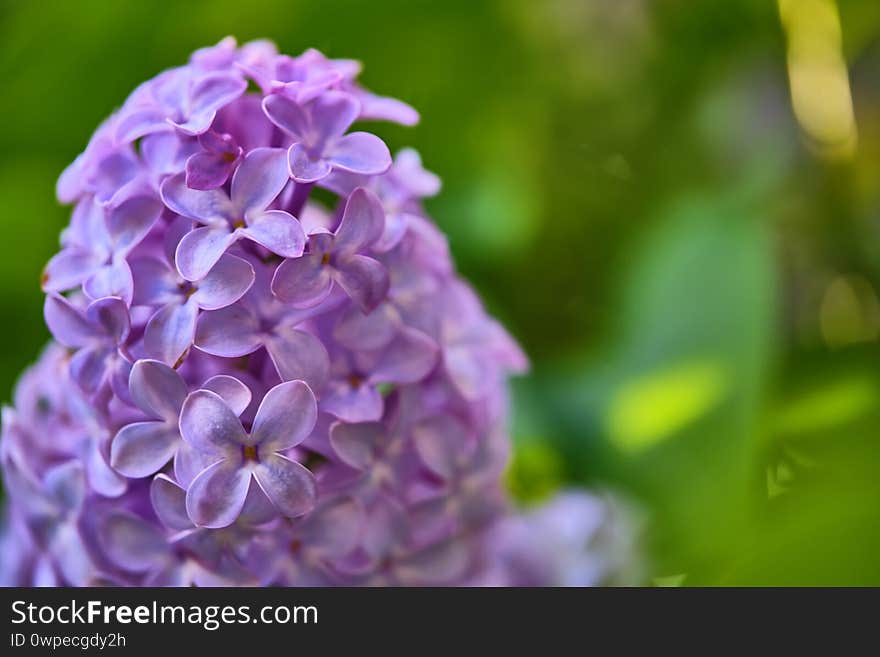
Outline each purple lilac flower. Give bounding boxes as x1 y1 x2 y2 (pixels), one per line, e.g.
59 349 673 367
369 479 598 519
131 247 254 366
116 69 247 141
320 325 438 423
42 195 163 305
324 148 441 252
0 38 639 587
238 48 343 102
161 147 304 280
263 91 391 182
194 267 332 391
185 130 243 190
56 127 143 206
328 389 421 501
43 294 132 398
272 186 389 312
180 380 317 528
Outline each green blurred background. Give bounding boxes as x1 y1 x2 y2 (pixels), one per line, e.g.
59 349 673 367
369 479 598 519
2 0 880 584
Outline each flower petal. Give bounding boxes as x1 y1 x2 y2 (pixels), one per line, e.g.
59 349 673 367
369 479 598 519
412 416 471 480
92 151 141 205
149 474 193 531
85 439 127 498
42 249 102 293
444 344 487 401
328 132 392 175
397 540 469 585
240 210 305 258
191 253 253 310
51 525 93 586
231 147 289 215
163 215 192 265
172 109 217 137
144 300 198 366
85 296 130 343
271 253 333 307
202 375 252 416
109 355 133 404
44 294 99 348
185 150 236 190
262 94 309 139
106 195 163 254
142 131 189 177
393 148 441 197
198 129 237 156
160 173 233 223
252 453 316 518
310 91 359 143
175 225 237 281
179 390 247 456
358 94 420 126
69 345 111 394
194 303 262 357
110 421 179 478
238 478 279 525
333 254 389 312
371 326 439 384
251 380 317 452
99 512 168 573
130 257 179 306
287 143 333 183
333 302 398 351
328 421 385 470
265 327 329 391
375 210 409 253
44 460 86 512
186 458 251 528
83 259 134 306
128 358 188 420
300 497 364 557
189 72 247 117
173 442 216 489
321 382 383 423
218 94 274 150
116 108 171 143
334 187 385 253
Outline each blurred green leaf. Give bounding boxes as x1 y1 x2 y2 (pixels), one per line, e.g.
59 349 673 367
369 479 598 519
550 194 776 581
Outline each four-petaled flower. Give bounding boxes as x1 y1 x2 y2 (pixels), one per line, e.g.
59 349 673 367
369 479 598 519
43 294 132 398
132 239 255 366
180 380 318 528
194 270 332 391
161 147 305 280
185 130 243 190
239 49 343 102
329 390 418 501
272 187 389 312
116 70 247 141
321 306 439 422
263 91 391 183
42 195 163 305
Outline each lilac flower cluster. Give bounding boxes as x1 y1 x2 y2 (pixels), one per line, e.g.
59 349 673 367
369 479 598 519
0 38 630 586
